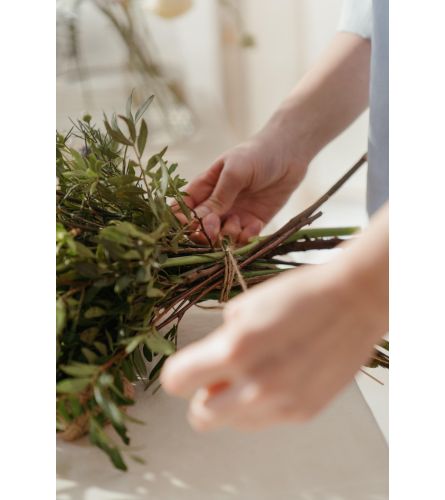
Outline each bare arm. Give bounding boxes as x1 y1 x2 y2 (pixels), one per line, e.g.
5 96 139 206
264 32 371 167
180 32 371 243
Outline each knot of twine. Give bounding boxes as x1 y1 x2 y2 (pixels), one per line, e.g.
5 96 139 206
219 238 247 303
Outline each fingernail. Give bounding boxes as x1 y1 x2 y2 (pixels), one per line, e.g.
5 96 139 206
195 205 210 218
201 213 218 236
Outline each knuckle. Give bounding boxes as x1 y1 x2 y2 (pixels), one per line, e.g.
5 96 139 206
222 162 251 189
207 196 225 212
223 165 243 183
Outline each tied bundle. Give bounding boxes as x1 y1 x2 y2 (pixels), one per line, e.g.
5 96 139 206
56 95 388 470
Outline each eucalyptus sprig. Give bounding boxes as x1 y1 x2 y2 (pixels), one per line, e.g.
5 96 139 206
56 95 388 470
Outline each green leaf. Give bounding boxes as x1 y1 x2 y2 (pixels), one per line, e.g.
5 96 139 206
146 287 164 298
124 334 146 355
149 355 168 381
144 329 175 355
122 250 140 260
89 181 98 195
108 174 139 187
89 417 127 471
70 396 83 418
135 95 154 123
114 275 133 294
74 242 95 259
127 159 137 176
75 262 99 278
137 119 148 156
108 448 127 471
98 372 114 387
130 454 146 465
69 148 87 169
99 226 132 246
175 196 191 221
57 400 71 422
82 347 98 363
93 386 126 438
79 327 99 344
60 363 100 377
123 413 146 425
132 347 148 379
104 120 133 146
119 115 136 142
94 341 108 356
57 377 91 394
146 146 167 173
126 91 134 120
56 298 66 336
84 306 106 319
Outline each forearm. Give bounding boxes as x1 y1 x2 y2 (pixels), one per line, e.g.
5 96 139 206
338 203 389 336
260 32 371 166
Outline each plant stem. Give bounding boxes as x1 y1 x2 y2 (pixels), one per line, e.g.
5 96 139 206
161 226 359 268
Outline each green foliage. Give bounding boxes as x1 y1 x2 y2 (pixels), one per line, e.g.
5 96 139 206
56 96 385 471
56 96 191 470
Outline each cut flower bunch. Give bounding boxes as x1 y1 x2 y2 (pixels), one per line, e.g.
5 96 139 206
56 95 389 470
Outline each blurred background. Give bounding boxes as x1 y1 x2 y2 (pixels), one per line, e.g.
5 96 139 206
57 0 385 438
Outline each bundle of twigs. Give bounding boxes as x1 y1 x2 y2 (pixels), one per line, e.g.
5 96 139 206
56 96 388 470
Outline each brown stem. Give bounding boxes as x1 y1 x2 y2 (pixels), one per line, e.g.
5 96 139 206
156 155 367 330
268 237 344 256
241 212 322 268
189 207 215 250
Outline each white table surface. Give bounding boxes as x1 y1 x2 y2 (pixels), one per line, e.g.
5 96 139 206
57 307 388 500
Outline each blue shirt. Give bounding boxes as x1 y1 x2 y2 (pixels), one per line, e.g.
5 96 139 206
339 0 389 215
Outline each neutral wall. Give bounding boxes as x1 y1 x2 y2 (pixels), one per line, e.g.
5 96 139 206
235 0 369 230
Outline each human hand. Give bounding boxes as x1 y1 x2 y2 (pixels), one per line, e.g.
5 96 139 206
176 126 309 245
161 204 389 431
174 32 371 246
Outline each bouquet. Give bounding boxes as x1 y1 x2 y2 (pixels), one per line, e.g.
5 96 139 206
56 95 389 470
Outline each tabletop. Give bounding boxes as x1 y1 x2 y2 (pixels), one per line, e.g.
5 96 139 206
57 307 388 500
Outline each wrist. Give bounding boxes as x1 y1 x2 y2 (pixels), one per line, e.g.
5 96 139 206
333 253 389 342
257 103 315 172
263 88 327 167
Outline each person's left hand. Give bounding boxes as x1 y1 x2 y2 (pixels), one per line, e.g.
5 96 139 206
160 256 388 431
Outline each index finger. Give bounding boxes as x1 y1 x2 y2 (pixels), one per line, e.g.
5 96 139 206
182 159 224 207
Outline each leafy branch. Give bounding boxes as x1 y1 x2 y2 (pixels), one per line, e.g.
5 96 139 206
56 95 387 471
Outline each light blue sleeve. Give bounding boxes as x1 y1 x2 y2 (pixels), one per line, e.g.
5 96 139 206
338 0 373 39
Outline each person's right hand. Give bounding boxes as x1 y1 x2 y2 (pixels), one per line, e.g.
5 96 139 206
177 126 310 245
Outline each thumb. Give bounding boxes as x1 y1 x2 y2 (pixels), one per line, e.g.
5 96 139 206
195 161 246 218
